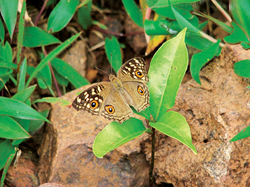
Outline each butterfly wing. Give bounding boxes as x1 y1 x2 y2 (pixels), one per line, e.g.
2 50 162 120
117 57 149 83
117 57 150 112
72 82 133 123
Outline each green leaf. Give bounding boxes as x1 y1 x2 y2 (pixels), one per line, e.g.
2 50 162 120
229 0 250 37
29 109 50 134
172 6 200 34
78 0 92 29
233 59 250 78
190 40 221 84
144 20 175 35
105 36 122 73
224 22 250 45
148 28 188 120
0 116 30 139
11 117 31 145
93 118 146 158
26 65 51 89
0 18 4 42
53 69 69 86
47 0 79 33
194 11 233 33
122 0 143 27
51 57 90 88
230 125 250 142
23 26 61 47
17 58 27 92
0 139 16 170
25 32 81 87
32 97 70 106
0 62 17 69
185 32 214 50
0 0 18 38
0 97 50 123
0 41 12 63
150 111 197 154
0 147 16 186
16 0 25 66
147 0 201 7
12 85 37 103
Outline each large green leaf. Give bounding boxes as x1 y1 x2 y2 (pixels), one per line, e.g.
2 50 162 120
105 36 122 73
230 125 250 142
32 97 70 106
78 0 92 29
190 40 221 84
0 18 4 42
51 57 90 88
0 116 30 139
224 22 250 45
0 0 18 39
150 111 197 154
47 0 79 33
122 0 143 27
93 118 146 158
148 28 188 120
144 20 174 35
0 42 13 90
23 27 61 47
0 139 16 170
16 0 25 68
29 110 50 134
0 97 50 123
17 58 27 92
229 0 250 37
172 6 200 34
12 85 37 103
233 59 250 78
25 32 81 87
0 140 18 187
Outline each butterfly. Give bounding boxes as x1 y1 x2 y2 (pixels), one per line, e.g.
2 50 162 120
72 57 150 123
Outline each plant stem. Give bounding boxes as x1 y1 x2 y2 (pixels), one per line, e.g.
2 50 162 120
149 127 156 187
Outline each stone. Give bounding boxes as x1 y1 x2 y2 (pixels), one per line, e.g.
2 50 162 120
37 85 150 186
143 44 250 186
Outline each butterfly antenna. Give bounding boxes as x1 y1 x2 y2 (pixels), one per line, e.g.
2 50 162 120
110 53 113 75
93 66 110 76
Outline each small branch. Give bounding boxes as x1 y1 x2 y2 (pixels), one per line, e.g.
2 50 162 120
34 0 49 26
211 0 232 22
91 26 144 37
43 48 62 97
149 127 156 187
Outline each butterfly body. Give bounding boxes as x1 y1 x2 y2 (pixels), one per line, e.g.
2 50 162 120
72 57 150 123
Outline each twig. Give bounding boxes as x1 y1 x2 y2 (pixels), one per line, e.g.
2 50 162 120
149 127 156 186
34 0 49 26
211 0 232 22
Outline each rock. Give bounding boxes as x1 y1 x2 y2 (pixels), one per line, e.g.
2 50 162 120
124 16 147 54
5 150 39 187
61 40 87 77
144 44 250 186
37 85 150 186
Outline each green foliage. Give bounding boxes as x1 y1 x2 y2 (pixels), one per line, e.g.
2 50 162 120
47 0 79 33
230 126 250 142
0 0 92 184
93 29 197 157
105 36 122 73
93 118 147 158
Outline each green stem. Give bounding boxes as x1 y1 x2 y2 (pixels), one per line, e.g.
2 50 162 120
149 127 156 186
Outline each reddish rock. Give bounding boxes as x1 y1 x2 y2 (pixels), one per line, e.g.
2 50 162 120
143 44 250 186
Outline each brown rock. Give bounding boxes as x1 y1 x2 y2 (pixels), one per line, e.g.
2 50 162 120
61 40 87 77
124 16 147 54
37 85 150 186
144 44 250 186
5 150 39 187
